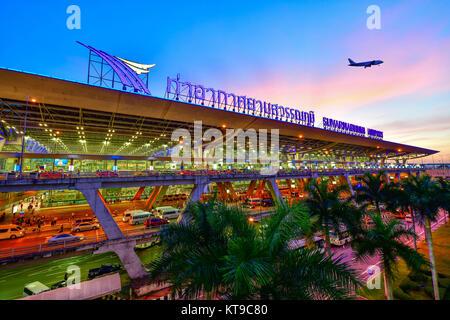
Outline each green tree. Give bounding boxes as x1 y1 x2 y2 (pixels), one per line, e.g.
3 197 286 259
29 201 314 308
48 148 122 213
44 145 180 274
305 178 358 256
403 174 449 300
149 199 361 300
352 212 428 300
353 170 391 215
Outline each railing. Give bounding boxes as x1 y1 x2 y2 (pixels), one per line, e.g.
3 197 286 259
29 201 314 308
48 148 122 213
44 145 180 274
1 167 422 181
0 228 161 260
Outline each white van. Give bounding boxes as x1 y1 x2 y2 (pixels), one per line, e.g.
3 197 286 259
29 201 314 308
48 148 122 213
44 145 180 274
123 209 146 222
154 206 180 219
0 224 25 240
23 281 50 297
129 211 153 225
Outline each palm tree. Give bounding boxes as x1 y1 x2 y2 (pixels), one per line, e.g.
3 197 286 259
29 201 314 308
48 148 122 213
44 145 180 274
352 212 428 300
149 199 361 300
305 179 359 256
403 174 449 300
353 170 391 214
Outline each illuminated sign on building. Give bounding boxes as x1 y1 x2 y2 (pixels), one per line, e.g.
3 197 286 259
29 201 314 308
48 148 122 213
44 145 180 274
165 74 315 127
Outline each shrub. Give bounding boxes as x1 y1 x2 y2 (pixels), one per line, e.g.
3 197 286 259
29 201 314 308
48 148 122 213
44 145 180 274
438 278 450 289
408 270 429 283
393 287 413 300
399 278 421 292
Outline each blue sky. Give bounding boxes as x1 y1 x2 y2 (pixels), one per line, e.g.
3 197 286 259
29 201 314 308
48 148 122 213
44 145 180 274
0 0 449 162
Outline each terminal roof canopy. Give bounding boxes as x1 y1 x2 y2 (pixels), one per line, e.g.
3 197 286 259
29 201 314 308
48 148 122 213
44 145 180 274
0 68 438 162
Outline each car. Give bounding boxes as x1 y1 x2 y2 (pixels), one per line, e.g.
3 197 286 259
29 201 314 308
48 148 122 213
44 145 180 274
23 281 50 297
50 280 67 290
96 171 119 177
405 214 413 223
145 217 170 227
133 171 148 177
46 233 84 245
71 222 100 233
262 198 273 207
181 193 187 200
74 217 97 225
0 224 25 240
88 264 121 280
39 171 66 179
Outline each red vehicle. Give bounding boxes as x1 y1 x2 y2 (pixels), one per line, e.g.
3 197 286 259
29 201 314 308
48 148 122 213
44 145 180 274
145 218 169 227
96 171 119 177
206 170 219 175
39 171 66 179
180 170 195 175
181 193 187 200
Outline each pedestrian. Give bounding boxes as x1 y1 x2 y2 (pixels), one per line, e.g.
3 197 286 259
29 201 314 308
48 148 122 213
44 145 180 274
37 221 41 233
59 224 63 233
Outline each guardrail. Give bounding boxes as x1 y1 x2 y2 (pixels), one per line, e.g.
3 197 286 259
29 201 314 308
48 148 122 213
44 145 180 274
0 227 161 260
1 167 422 181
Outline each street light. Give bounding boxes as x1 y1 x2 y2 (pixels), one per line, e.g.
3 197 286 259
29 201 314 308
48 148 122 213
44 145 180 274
19 96 36 179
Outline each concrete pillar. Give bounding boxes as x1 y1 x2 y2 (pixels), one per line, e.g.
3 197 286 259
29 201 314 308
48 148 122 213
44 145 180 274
255 180 266 198
77 189 123 240
246 180 257 198
224 182 238 201
95 239 148 280
132 187 145 201
216 182 229 201
266 178 284 204
190 183 206 202
345 175 355 196
385 172 390 184
145 185 168 209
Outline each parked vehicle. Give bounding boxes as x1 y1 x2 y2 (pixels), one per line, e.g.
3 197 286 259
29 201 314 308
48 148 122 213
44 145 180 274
246 198 261 208
0 224 25 240
88 264 121 280
96 171 119 177
145 217 170 227
23 281 50 297
129 211 153 225
405 214 413 223
50 280 67 290
74 217 97 225
288 236 325 252
262 198 273 207
329 225 352 246
39 171 66 179
71 222 100 233
154 206 180 219
122 209 146 222
46 233 84 245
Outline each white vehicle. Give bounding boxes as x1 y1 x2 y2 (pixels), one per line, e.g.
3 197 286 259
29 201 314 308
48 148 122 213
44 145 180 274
122 209 146 222
288 236 325 251
329 225 352 246
23 281 50 297
154 206 180 219
0 224 25 240
129 211 153 225
71 222 100 233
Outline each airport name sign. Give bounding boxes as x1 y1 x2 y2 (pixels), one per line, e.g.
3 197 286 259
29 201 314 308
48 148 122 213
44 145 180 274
166 75 316 127
165 74 383 140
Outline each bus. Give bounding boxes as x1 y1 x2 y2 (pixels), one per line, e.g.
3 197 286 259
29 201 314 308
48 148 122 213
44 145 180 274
123 209 146 222
129 211 153 225
154 206 180 220
288 236 325 252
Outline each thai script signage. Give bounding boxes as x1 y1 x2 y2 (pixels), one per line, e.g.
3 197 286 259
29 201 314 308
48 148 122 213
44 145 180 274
165 74 383 140
165 74 316 127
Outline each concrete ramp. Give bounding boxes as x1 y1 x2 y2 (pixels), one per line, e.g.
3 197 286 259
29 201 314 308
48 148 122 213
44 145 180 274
20 273 121 300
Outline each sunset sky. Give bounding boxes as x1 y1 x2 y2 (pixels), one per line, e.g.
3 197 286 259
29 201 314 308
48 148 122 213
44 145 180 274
0 0 448 162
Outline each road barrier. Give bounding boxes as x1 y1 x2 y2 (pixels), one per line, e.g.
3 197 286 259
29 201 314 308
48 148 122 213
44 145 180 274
0 227 161 260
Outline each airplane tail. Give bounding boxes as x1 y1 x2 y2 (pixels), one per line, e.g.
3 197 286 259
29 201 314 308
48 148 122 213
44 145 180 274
348 58 355 64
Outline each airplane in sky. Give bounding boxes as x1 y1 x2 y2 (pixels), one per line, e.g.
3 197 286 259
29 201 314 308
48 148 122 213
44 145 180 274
348 58 383 68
